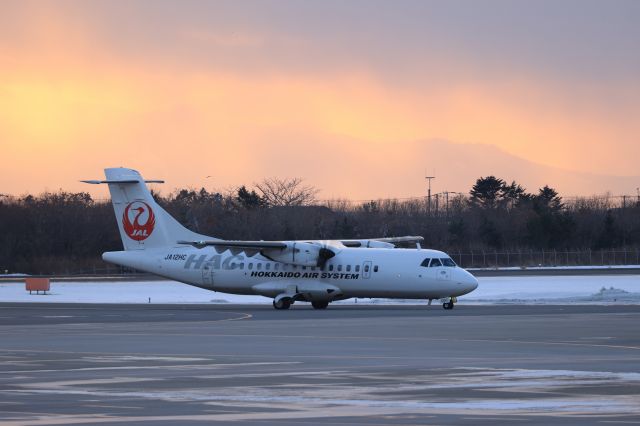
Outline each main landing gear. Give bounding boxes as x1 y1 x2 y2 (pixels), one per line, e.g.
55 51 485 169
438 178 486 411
272 298 330 310
442 297 456 310
273 299 291 310
311 301 329 310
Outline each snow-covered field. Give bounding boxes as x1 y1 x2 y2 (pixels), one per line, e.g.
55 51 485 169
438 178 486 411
466 275 640 304
1 275 639 305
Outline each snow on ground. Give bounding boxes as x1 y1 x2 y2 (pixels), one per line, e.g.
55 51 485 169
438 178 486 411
464 275 640 304
0 281 263 304
469 265 640 271
1 274 639 305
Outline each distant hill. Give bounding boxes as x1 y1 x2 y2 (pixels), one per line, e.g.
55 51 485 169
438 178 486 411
410 139 640 198
252 134 639 199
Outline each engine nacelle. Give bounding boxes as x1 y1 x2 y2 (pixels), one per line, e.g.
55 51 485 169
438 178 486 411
261 242 335 267
344 239 395 249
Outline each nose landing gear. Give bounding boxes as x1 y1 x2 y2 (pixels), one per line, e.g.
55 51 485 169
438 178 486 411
442 297 456 310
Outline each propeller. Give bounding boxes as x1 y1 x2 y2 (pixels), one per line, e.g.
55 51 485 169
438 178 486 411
317 247 336 268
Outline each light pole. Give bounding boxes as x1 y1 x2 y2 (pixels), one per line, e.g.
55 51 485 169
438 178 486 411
440 191 463 217
425 176 435 214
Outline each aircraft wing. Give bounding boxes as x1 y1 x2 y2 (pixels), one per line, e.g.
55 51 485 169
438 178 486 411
177 239 336 267
340 236 424 248
371 236 424 244
178 236 423 253
177 240 287 250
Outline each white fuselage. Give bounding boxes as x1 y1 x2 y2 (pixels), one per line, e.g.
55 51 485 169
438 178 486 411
88 167 478 308
104 246 479 301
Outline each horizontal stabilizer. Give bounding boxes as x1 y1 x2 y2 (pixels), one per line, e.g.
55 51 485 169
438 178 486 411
89 167 206 251
81 179 164 184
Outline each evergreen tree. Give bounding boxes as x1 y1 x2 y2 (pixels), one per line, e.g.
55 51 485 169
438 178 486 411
595 210 620 249
469 176 505 209
534 185 563 213
236 186 265 209
501 181 531 208
479 217 502 248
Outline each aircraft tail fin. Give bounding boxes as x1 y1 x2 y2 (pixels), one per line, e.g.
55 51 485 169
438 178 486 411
83 168 209 251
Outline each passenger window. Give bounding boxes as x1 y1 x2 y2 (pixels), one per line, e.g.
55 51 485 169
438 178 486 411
266 263 271 270
355 265 360 272
275 263 280 270
364 265 370 273
441 258 456 267
239 263 244 270
429 259 442 267
302 266 307 270
421 258 431 267
338 265 343 272
329 265 334 271
346 265 351 272
248 263 253 270
374 265 379 272
257 263 262 270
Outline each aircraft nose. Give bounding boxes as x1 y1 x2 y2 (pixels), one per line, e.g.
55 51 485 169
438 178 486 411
459 269 479 294
467 274 479 292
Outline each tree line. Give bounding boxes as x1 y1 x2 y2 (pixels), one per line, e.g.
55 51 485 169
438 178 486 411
1 176 639 274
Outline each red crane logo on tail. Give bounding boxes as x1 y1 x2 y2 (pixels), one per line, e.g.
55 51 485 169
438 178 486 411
123 201 155 241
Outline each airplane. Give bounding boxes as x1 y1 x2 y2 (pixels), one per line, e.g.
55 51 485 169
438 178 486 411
83 168 478 310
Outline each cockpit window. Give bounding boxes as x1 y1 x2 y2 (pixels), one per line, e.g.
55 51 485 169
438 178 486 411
420 258 431 267
441 258 456 267
429 258 442 267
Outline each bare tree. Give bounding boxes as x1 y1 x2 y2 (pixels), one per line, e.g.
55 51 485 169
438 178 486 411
256 177 319 207
3 177 640 275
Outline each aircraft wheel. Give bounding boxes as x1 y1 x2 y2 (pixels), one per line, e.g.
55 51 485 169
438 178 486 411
442 301 454 310
311 301 329 309
273 299 291 310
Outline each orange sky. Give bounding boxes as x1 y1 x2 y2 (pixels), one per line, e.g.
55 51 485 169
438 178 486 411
1 1 639 199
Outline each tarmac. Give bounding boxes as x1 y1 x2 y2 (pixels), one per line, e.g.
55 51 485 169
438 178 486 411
1 303 639 425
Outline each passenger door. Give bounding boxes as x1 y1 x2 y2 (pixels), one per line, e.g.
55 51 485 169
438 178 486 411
202 261 215 286
362 261 373 279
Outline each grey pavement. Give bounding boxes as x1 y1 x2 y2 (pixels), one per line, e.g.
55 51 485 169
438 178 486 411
0 303 639 425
